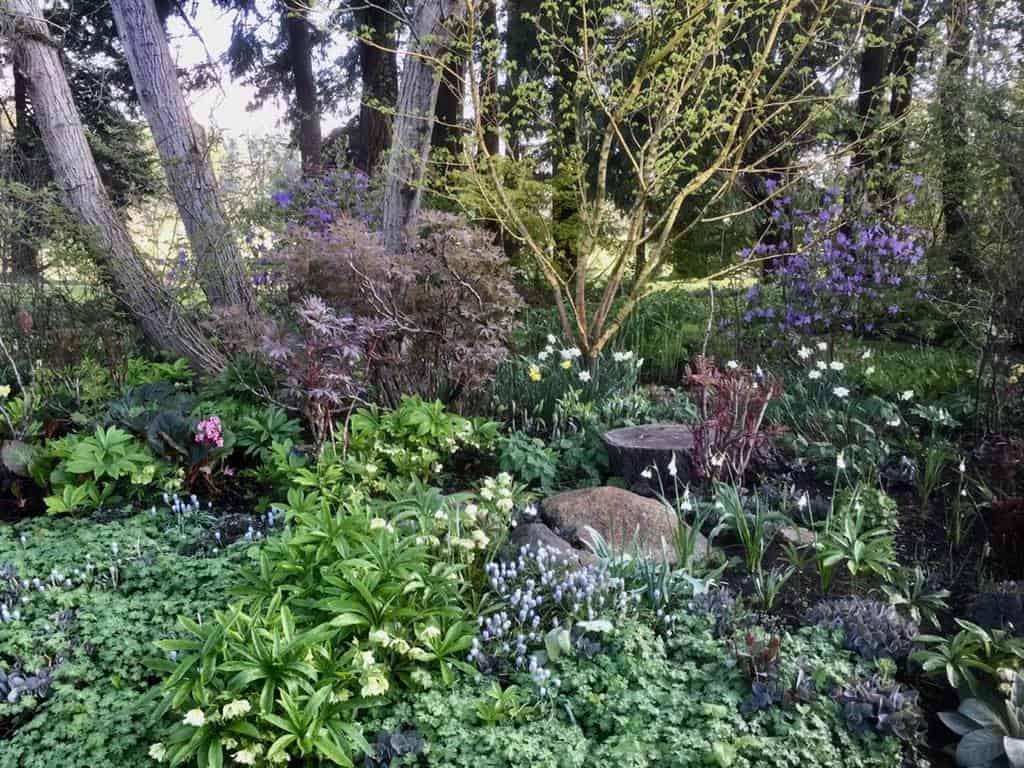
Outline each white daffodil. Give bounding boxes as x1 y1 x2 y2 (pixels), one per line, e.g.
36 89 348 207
833 386 850 398
861 349 873 359
726 360 740 370
578 371 592 383
900 390 914 401
829 361 845 372
547 334 557 345
808 370 822 380
798 346 813 359
817 341 828 351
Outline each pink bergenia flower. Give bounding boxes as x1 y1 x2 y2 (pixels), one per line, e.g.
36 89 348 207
195 416 224 448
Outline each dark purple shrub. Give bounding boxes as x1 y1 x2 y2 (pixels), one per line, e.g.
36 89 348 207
738 181 930 341
261 296 393 445
264 210 523 408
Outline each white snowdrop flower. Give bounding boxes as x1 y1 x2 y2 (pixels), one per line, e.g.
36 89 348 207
726 360 739 370
680 490 693 512
523 504 538 518
829 361 845 372
797 346 813 359
959 459 966 473
817 341 828 351
547 334 557 345
865 366 876 376
797 493 809 510
538 350 551 361
233 749 257 765
887 415 901 427
808 370 822 380
833 386 850 398
578 371 592 383
900 390 914 401
836 452 847 470
640 467 653 480
182 709 206 728
755 366 764 378
861 349 873 360
710 453 725 468
667 454 678 478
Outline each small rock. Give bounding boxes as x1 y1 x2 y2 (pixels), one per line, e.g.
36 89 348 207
542 486 707 564
777 525 816 547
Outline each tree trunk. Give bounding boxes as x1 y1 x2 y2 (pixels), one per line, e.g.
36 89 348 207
9 62 41 281
887 0 925 172
6 0 225 372
354 2 398 174
109 0 259 319
939 0 977 278
850 1 892 175
431 48 463 153
284 1 322 175
381 0 467 251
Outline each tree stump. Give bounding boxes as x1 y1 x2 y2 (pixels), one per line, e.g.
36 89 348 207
601 423 698 497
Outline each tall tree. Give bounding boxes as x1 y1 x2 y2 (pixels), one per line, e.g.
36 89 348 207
109 0 259 319
353 1 398 173
284 0 322 173
7 62 43 280
886 0 927 172
220 0 327 173
5 0 223 370
851 0 893 176
431 50 464 154
939 0 977 278
381 0 467 250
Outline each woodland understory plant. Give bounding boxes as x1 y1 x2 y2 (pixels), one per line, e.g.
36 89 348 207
683 356 783 483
